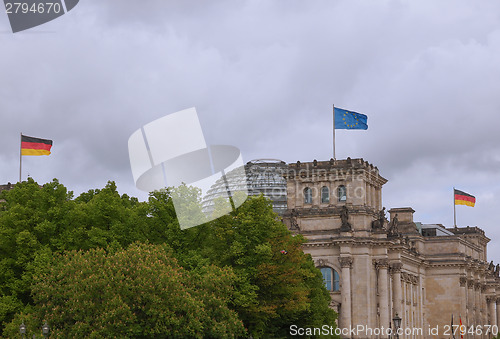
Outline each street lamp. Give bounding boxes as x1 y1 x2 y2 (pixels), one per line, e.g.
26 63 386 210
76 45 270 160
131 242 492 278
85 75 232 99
19 322 26 339
42 322 50 338
393 313 402 339
19 322 50 339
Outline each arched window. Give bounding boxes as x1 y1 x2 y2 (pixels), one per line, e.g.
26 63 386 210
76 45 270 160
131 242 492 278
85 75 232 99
333 269 340 291
304 187 312 204
337 185 347 202
321 186 329 204
320 267 340 292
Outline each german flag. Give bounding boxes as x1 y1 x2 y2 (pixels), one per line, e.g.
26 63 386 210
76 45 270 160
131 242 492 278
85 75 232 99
459 316 463 339
21 135 52 156
454 189 475 207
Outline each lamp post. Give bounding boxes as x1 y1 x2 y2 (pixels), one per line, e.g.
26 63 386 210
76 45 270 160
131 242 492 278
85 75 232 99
393 313 402 339
19 322 26 339
42 322 50 338
19 322 50 338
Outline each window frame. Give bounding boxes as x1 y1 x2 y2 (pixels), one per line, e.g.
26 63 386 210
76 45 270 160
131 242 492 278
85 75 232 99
304 187 312 204
321 186 330 204
337 185 347 202
320 267 340 292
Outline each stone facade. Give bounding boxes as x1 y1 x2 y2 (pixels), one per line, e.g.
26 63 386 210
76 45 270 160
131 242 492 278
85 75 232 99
0 182 14 193
283 158 498 339
0 182 15 203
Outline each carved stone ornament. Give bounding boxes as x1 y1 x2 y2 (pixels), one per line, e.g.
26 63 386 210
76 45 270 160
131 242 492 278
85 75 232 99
459 277 467 287
487 296 495 303
316 258 329 267
481 285 487 292
474 282 481 290
329 300 340 313
467 279 474 289
390 262 403 273
372 207 387 230
288 209 300 230
388 213 400 237
374 258 389 269
340 206 352 231
339 257 353 268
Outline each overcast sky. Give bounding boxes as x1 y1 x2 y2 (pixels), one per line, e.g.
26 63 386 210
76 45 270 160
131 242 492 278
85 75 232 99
1 1 499 260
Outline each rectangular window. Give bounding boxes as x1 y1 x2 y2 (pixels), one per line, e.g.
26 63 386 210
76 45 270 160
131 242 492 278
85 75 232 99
321 186 330 203
338 185 347 202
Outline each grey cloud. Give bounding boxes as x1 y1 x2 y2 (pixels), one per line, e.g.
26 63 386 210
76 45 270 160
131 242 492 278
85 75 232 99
1 0 500 259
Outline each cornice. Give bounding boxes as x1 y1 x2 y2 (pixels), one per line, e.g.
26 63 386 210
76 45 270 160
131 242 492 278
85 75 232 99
303 242 335 249
292 206 378 218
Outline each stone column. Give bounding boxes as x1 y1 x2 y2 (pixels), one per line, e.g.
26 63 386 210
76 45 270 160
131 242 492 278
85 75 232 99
487 297 496 326
475 283 481 326
401 274 408 330
391 262 403 319
467 279 475 326
376 259 390 335
496 298 500 329
339 256 353 334
481 285 487 328
366 183 371 207
459 277 467 326
372 186 377 210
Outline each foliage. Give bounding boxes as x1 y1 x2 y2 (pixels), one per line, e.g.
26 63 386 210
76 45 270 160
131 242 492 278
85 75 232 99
0 179 338 338
177 195 338 338
3 243 245 338
0 178 148 333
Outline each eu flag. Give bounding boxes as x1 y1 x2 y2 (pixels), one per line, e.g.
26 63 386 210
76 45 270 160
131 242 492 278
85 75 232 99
334 107 368 130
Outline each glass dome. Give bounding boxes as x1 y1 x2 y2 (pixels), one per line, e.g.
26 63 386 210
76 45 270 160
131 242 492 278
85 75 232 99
201 159 288 215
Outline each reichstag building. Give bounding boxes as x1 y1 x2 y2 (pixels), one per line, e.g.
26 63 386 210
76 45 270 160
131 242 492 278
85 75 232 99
236 157 498 339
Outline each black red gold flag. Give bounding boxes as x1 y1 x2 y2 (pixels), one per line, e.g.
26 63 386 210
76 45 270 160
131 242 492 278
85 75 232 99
454 189 475 207
21 135 53 156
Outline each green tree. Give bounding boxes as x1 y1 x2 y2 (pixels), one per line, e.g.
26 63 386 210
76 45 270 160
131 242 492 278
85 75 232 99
0 179 148 334
177 194 338 338
1 180 338 338
58 181 149 251
4 243 245 338
0 178 73 331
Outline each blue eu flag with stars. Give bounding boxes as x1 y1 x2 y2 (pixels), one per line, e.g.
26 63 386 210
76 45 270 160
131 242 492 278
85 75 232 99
334 107 368 130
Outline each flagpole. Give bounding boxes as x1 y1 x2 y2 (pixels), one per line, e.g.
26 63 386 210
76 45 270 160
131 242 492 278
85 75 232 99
451 314 456 339
453 187 457 228
19 133 22 183
333 104 336 160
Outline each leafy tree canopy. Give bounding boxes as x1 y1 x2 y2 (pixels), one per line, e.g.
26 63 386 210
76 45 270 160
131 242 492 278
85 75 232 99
4 243 245 338
0 179 338 338
0 178 148 332
177 194 337 338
